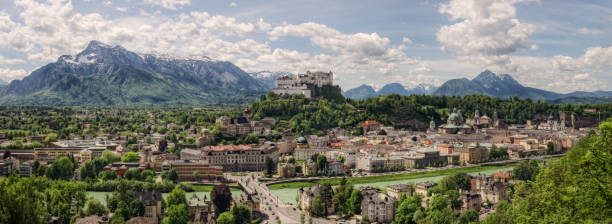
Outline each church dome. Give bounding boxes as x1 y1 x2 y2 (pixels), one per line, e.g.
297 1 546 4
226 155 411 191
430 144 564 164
296 136 308 144
448 113 461 121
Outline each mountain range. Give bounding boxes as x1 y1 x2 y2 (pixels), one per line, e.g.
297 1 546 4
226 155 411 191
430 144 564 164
432 70 612 102
2 41 611 106
343 83 437 99
0 40 267 106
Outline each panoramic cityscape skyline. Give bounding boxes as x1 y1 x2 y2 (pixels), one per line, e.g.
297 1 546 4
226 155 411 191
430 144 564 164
0 0 611 93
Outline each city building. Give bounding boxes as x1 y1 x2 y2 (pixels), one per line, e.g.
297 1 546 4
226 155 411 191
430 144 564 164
472 172 511 204
235 193 260 213
199 144 279 172
35 146 110 161
386 184 414 199
360 120 381 132
277 162 297 178
188 194 214 223
439 108 472 134
459 145 489 164
298 184 334 215
415 181 438 197
293 147 328 161
360 187 397 224
327 161 344 176
162 160 223 181
133 192 163 219
459 192 481 212
18 161 33 177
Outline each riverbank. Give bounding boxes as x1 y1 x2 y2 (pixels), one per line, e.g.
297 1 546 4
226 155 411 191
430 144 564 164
268 162 518 190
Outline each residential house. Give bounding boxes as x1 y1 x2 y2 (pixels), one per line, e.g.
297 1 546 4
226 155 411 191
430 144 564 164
360 187 397 224
133 192 163 219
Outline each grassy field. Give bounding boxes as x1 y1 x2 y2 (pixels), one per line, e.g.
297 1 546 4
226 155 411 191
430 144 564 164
268 163 518 190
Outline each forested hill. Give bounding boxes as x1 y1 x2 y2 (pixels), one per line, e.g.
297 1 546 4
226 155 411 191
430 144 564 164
482 121 612 223
250 93 612 135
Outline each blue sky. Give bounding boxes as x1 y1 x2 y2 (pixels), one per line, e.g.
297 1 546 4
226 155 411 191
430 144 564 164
0 0 611 93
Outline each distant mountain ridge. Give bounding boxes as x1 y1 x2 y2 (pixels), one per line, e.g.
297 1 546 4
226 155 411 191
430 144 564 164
433 70 612 103
0 40 267 106
344 83 437 99
249 71 294 89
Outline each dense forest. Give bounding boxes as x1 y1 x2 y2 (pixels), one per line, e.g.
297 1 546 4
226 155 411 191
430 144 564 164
250 91 612 135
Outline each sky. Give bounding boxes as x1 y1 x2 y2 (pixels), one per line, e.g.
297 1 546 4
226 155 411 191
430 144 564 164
0 0 611 93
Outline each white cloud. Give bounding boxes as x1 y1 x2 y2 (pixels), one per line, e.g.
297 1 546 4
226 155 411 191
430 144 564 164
191 12 256 36
143 0 190 10
0 68 28 80
553 46 612 71
267 22 418 75
437 0 536 68
578 27 602 35
257 18 272 31
573 73 589 81
116 7 127 12
229 2 237 7
0 0 270 65
0 56 25 64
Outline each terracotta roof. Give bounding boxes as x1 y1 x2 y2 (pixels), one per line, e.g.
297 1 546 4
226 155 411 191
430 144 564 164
492 171 511 179
360 120 380 126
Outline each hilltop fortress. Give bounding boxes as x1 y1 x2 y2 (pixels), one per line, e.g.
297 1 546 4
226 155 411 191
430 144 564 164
272 71 334 98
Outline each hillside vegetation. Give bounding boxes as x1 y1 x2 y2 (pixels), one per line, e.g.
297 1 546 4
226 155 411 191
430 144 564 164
251 92 612 135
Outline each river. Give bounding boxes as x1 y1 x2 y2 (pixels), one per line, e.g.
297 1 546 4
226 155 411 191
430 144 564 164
270 166 515 205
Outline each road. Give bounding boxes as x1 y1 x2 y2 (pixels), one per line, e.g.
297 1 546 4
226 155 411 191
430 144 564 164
226 173 337 224
223 155 560 223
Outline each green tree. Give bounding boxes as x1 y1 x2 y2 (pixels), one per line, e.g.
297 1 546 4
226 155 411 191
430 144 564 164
348 189 363 214
193 170 200 180
80 161 97 180
114 201 131 221
230 204 252 224
130 200 145 217
457 209 478 224
44 133 58 144
264 157 275 177
162 204 189 224
392 195 422 224
318 183 333 216
316 154 327 175
217 211 235 224
102 150 121 164
512 160 539 181
123 169 141 180
121 152 140 162
211 183 232 214
311 196 325 217
84 198 108 216
166 187 187 207
167 168 179 183
46 157 75 180
98 170 117 180
0 177 47 224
